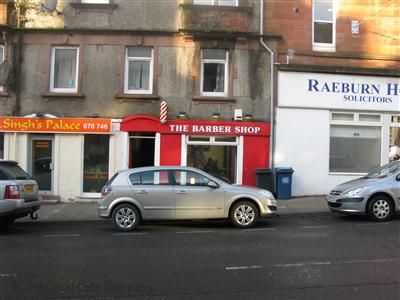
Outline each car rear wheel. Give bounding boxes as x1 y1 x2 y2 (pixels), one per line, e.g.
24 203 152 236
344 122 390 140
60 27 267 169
230 201 258 228
112 204 140 231
0 218 15 229
367 195 393 222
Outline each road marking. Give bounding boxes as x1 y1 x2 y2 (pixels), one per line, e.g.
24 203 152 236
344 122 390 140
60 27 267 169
176 230 213 234
44 234 80 238
301 225 330 229
225 266 263 271
273 258 398 268
355 223 390 226
112 232 148 236
0 273 18 278
244 228 276 232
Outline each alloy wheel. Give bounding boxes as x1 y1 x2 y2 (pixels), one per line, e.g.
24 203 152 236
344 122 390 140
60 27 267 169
372 199 390 220
234 204 255 226
115 207 136 229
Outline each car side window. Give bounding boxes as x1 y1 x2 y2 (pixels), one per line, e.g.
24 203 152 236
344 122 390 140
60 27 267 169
130 171 170 185
129 173 141 185
174 170 210 186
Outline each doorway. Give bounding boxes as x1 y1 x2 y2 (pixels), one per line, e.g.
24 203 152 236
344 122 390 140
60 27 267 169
30 135 54 193
129 132 155 168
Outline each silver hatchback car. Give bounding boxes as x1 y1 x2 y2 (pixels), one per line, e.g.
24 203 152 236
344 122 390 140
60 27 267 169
327 161 400 221
98 166 277 231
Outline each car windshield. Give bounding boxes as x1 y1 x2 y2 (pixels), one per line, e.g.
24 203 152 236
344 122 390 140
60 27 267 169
0 163 32 180
363 162 400 179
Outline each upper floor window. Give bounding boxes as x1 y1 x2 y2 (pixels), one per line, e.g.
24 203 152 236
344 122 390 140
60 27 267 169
50 47 79 93
194 0 238 6
81 0 109 3
201 49 228 97
124 47 153 94
312 0 335 52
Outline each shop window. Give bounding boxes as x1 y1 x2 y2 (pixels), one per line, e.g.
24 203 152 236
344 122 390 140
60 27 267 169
312 0 335 51
83 135 109 194
50 47 79 93
330 125 381 173
187 135 237 183
173 170 211 186
201 49 228 97
194 0 238 6
389 116 400 162
331 113 354 121
124 47 153 94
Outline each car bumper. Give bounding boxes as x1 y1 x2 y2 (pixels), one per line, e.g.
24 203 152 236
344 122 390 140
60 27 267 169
326 195 366 214
0 199 41 219
259 199 278 218
98 206 110 219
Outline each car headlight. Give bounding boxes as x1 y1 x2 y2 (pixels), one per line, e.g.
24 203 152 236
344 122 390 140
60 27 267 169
258 190 274 199
342 187 363 197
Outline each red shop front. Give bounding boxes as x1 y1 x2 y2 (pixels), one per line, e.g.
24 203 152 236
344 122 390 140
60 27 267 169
121 115 270 186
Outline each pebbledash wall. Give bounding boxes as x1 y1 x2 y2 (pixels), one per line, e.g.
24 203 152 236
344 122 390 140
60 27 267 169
275 71 400 196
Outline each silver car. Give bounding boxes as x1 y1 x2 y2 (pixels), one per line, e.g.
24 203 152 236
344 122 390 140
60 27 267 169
327 161 400 221
0 160 41 229
98 166 277 231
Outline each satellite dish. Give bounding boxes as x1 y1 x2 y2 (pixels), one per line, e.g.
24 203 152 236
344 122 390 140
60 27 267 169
42 0 57 12
0 59 10 86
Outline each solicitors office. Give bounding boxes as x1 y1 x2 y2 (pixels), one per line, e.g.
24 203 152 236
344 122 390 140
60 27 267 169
275 71 400 196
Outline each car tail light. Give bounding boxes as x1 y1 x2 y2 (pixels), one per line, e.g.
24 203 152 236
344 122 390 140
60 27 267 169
4 185 21 199
101 186 113 197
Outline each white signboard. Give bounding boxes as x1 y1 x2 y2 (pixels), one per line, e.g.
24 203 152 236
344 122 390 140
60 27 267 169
278 71 400 112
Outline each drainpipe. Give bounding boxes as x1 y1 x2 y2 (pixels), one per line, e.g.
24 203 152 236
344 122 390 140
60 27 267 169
15 29 21 116
259 0 275 170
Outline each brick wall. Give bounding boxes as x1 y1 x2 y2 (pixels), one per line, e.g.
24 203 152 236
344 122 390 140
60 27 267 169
265 0 400 69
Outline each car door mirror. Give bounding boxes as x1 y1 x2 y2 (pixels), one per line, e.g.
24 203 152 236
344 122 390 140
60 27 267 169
396 174 400 181
208 181 219 189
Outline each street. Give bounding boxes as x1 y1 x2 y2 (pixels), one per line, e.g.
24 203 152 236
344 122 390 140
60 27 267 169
1 213 399 300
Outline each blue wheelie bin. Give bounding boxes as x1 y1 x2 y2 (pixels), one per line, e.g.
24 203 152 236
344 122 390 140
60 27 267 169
275 167 294 199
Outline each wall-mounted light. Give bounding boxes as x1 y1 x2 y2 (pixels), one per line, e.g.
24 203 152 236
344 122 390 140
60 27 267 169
243 114 253 122
177 111 188 120
211 112 220 121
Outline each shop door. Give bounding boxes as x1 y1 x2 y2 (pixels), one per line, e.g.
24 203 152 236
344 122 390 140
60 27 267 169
30 136 54 193
129 132 155 168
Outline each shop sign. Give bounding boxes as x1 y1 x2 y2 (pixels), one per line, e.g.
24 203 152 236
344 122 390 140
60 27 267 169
278 71 400 112
162 121 269 136
0 117 112 134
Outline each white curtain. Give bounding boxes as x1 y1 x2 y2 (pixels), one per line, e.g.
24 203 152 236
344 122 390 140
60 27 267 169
54 49 77 89
129 61 149 90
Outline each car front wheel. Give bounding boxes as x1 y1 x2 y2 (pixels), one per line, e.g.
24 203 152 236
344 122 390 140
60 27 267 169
112 204 140 231
367 195 393 222
230 201 258 228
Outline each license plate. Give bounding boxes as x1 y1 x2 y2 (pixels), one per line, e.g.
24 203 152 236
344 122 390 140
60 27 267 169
25 185 35 193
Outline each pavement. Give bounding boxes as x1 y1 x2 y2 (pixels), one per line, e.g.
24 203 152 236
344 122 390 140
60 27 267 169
18 195 330 223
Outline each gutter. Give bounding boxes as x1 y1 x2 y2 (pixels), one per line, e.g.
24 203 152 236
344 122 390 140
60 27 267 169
259 0 275 170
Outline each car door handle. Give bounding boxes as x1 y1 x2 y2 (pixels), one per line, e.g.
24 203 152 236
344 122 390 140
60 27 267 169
177 190 188 194
138 190 148 195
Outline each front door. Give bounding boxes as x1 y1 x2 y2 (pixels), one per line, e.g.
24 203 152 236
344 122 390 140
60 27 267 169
172 170 225 219
30 135 54 194
129 132 155 168
130 170 175 219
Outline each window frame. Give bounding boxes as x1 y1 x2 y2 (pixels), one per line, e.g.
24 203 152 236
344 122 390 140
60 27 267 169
124 47 154 95
81 0 109 3
193 0 238 6
200 49 229 97
50 46 80 94
312 0 336 52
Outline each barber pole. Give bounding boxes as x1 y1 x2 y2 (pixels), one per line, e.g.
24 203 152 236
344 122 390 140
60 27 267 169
160 101 167 124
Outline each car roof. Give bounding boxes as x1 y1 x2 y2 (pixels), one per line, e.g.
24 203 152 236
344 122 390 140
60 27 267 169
0 159 19 165
119 166 207 174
